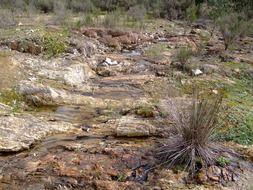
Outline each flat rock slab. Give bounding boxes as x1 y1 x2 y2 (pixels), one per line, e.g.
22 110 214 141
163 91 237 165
0 114 80 152
116 116 155 137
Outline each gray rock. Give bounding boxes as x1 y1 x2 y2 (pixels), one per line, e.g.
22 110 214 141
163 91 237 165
38 64 96 87
116 116 155 137
78 41 97 58
16 81 106 107
0 114 80 152
201 64 219 74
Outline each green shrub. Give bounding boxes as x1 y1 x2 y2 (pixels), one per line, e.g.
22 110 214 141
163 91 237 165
30 0 54 13
69 0 95 13
186 4 198 25
216 156 231 167
244 20 253 37
41 31 68 58
217 13 247 50
175 47 192 67
135 104 155 118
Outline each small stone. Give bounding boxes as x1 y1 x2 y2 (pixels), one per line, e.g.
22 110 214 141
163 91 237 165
192 69 203 76
207 166 221 182
196 169 208 184
105 57 118 66
212 89 218 94
201 64 219 74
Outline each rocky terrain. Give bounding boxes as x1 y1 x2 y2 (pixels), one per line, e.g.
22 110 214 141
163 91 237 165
0 18 252 190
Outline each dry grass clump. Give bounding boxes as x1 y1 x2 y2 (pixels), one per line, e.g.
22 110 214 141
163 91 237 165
156 90 235 177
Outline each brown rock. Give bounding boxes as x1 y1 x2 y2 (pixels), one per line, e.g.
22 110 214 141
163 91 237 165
207 166 221 182
196 169 208 184
115 33 139 46
27 42 42 55
9 41 19 50
116 116 155 137
106 168 118 177
7 40 42 55
108 29 127 37
83 29 98 38
248 148 253 162
94 180 121 190
100 35 121 50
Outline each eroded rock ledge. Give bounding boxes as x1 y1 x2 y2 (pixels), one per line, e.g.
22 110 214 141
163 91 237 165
0 113 81 152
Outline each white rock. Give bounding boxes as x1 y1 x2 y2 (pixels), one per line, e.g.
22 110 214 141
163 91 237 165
192 69 203 76
105 58 118 66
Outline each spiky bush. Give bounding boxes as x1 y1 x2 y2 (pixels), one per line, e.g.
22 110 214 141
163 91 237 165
156 91 233 176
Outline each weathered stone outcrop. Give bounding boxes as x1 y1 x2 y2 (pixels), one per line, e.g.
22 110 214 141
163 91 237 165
0 114 80 152
4 39 42 55
16 81 105 107
82 28 151 49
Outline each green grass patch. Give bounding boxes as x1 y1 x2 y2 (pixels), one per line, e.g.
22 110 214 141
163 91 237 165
178 76 253 145
222 61 252 71
0 51 11 58
0 89 24 112
144 43 168 58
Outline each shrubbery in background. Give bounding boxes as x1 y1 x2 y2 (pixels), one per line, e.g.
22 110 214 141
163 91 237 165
0 0 252 41
217 13 248 50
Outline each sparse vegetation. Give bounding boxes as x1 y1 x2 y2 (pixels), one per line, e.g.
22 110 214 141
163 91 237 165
179 76 253 145
217 13 248 50
0 89 24 112
41 30 69 58
175 47 193 70
216 156 231 167
144 43 168 58
156 89 236 177
135 104 155 118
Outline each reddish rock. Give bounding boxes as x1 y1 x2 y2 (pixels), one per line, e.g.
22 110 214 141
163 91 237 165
207 166 221 182
27 42 42 55
196 168 208 184
9 41 19 50
83 29 98 38
100 35 121 50
115 33 139 46
108 29 127 37
7 40 42 55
